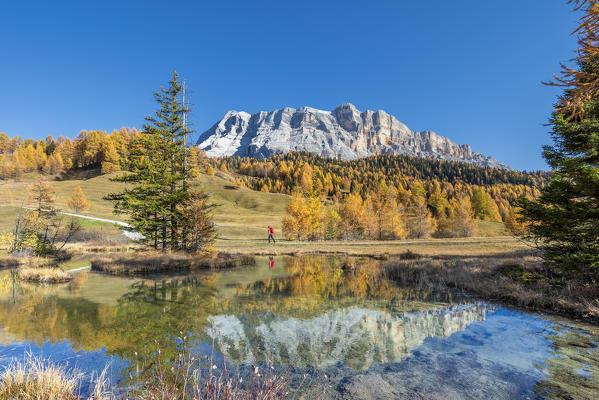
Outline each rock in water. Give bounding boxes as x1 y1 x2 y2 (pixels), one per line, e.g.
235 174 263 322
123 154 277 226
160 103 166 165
197 103 508 169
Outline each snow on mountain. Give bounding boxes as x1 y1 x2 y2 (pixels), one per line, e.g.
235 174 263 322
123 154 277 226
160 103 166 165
206 303 492 370
196 103 508 169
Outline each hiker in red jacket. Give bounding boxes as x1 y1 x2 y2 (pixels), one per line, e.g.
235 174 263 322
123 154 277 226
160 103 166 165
268 226 275 244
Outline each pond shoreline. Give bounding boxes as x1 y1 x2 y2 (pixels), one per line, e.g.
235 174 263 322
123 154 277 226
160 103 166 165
382 250 599 326
4 241 597 325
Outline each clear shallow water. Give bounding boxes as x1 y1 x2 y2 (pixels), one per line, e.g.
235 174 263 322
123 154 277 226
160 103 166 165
0 255 597 399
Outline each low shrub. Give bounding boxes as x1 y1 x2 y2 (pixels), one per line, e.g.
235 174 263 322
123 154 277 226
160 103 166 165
399 249 421 260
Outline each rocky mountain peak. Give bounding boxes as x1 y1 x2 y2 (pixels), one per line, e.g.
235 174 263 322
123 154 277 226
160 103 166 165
197 104 508 169
334 103 362 131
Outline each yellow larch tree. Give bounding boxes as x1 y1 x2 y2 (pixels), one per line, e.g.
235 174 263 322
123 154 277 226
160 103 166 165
67 186 91 213
282 191 310 240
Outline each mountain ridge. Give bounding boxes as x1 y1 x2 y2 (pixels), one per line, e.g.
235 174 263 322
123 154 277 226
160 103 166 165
197 103 508 169
207 304 492 370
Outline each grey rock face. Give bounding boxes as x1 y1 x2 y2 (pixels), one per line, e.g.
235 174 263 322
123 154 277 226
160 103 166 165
197 103 508 169
206 303 492 370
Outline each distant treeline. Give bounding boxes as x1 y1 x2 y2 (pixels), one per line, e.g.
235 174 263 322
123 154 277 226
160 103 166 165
0 129 211 180
208 152 546 225
0 128 140 177
218 151 547 188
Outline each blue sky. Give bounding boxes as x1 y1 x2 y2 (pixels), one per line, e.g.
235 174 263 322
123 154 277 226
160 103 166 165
0 1 580 171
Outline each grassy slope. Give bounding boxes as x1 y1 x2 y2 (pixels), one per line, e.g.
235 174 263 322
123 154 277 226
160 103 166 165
0 171 289 240
0 171 126 237
0 170 519 255
196 174 289 239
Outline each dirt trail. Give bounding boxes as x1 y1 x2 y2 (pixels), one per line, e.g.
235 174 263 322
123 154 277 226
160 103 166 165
59 211 142 240
0 204 142 240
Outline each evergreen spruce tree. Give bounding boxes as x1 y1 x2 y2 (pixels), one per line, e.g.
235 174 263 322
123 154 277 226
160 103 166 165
517 1 599 275
106 72 214 252
516 93 599 274
106 123 168 249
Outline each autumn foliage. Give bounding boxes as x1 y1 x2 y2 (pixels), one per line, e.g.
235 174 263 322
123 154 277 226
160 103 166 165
0 128 139 180
67 186 90 213
209 152 544 240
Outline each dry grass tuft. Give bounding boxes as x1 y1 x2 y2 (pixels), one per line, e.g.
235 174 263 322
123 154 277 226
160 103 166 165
0 355 81 400
124 341 295 400
0 255 54 269
91 251 256 276
16 267 72 283
0 347 322 400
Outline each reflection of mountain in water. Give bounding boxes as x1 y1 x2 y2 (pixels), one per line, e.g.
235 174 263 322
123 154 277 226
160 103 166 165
207 303 492 370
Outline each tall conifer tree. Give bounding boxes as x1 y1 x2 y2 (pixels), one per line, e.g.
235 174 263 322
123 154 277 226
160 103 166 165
517 1 599 275
106 72 212 251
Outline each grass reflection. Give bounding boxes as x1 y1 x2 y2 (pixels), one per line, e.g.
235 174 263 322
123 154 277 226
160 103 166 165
535 322 599 399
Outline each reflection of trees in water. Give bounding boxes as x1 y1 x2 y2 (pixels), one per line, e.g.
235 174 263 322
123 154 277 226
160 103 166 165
0 275 15 297
0 284 114 351
0 256 461 367
111 277 217 360
0 274 219 363
215 256 461 318
534 323 599 399
69 272 88 296
281 256 460 305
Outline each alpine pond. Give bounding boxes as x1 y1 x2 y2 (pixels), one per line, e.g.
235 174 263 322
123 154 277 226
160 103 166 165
0 256 597 399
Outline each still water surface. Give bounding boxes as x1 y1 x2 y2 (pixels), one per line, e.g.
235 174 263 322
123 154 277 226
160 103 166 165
0 256 597 399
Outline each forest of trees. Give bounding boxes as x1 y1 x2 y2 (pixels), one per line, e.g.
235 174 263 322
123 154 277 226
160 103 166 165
0 127 138 179
0 130 544 241
279 182 479 241
205 152 544 239
0 125 215 182
221 152 547 189
211 153 545 213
